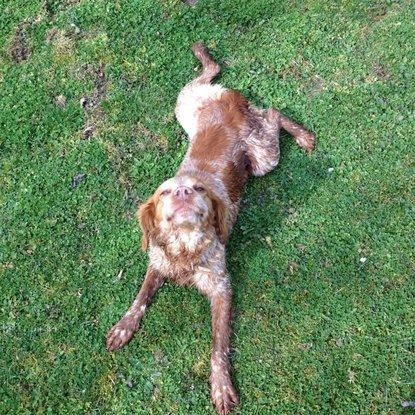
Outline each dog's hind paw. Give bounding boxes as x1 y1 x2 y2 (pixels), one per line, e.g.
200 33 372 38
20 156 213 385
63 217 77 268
296 131 316 152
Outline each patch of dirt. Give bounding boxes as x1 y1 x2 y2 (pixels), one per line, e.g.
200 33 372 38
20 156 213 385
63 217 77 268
298 343 312 351
45 28 74 59
288 261 299 274
372 60 391 81
134 122 169 151
308 76 325 97
45 27 60 44
279 57 312 81
86 75 170 193
42 0 55 18
9 23 31 63
42 0 83 19
297 244 306 254
8 0 87 65
101 121 169 204
77 63 169 206
102 138 139 205
80 63 107 139
367 3 389 21
283 62 300 79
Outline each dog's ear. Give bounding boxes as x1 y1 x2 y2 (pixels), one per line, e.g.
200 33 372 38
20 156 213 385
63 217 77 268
211 194 229 245
138 197 156 251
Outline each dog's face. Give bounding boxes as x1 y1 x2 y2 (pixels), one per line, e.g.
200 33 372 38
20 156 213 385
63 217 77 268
138 175 228 249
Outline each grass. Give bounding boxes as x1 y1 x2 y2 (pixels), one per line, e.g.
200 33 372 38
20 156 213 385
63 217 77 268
1 0 414 414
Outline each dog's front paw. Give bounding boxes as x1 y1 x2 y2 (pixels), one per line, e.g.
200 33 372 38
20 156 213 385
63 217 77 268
211 376 239 415
106 316 138 351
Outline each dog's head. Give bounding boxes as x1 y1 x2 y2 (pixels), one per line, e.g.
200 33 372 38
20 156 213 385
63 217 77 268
138 175 228 250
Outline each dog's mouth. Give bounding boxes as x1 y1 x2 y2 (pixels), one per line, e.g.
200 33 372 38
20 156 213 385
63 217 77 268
167 203 205 225
174 206 192 214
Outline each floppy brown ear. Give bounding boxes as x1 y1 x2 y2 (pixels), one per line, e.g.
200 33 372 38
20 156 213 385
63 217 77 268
137 197 156 251
211 194 229 244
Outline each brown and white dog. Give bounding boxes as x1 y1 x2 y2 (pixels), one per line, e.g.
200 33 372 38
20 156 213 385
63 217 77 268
106 43 315 414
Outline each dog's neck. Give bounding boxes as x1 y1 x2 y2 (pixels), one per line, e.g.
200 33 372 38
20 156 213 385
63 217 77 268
150 227 218 274
164 227 211 253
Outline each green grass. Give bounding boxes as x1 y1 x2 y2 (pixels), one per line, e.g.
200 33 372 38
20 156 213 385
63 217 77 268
1 0 414 414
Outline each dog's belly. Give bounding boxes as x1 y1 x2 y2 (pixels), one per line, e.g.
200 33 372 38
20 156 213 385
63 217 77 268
175 83 226 139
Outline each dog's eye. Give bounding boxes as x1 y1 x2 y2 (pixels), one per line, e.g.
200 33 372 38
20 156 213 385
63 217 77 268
160 189 171 196
193 185 205 192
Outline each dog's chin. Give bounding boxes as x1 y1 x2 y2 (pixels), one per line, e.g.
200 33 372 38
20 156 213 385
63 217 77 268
170 207 203 229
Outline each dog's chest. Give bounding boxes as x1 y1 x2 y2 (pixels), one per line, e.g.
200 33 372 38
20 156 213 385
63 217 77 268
149 233 227 294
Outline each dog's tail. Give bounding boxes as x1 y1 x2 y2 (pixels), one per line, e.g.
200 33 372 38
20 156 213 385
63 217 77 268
191 42 220 84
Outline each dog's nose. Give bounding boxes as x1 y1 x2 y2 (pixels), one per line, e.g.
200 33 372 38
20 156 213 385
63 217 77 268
174 186 193 199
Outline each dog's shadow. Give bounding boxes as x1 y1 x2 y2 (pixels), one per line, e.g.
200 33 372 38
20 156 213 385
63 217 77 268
228 132 329 259
226 132 331 385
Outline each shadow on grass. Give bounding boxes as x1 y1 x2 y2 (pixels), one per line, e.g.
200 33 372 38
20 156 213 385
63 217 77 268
226 131 332 385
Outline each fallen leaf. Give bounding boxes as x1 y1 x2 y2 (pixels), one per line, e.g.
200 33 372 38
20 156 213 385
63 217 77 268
347 370 356 383
55 94 66 108
335 339 343 347
71 173 86 188
298 343 312 351
297 244 306 253
289 261 299 274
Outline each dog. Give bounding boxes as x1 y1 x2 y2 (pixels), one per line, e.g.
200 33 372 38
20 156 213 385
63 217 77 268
106 42 315 414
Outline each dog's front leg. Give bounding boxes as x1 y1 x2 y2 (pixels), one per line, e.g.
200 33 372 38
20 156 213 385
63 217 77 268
209 287 238 415
106 266 164 351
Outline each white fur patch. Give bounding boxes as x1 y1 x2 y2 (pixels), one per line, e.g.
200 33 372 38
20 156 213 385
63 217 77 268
175 83 226 139
193 269 229 296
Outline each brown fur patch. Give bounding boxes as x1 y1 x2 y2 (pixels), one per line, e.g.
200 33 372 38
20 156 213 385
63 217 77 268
138 197 156 250
199 90 249 131
190 125 230 160
195 159 217 175
219 90 249 130
210 191 229 244
221 156 249 204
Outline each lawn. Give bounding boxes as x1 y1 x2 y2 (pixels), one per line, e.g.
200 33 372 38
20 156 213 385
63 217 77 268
1 0 414 414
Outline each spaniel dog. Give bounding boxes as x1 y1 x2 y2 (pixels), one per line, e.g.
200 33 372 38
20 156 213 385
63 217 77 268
107 43 315 414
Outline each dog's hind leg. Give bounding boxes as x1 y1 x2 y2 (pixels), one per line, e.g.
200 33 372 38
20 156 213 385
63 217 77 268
243 107 281 177
244 107 315 176
270 108 315 152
